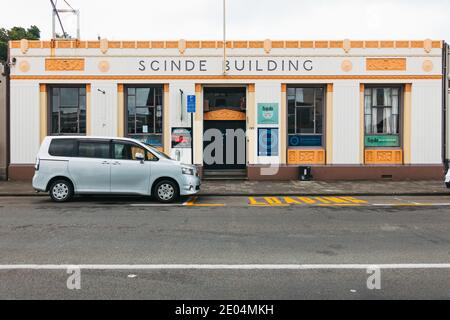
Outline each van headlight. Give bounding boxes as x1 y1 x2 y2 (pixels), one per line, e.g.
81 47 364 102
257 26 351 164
181 166 195 176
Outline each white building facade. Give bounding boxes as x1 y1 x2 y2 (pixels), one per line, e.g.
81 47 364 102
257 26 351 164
7 39 447 180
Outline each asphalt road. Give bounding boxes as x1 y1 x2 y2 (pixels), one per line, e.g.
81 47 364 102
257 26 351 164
0 195 450 299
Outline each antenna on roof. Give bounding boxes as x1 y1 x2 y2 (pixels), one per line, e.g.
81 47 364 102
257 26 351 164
50 0 80 40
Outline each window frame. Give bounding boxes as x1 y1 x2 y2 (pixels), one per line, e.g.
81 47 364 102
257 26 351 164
124 84 164 146
286 85 327 148
47 84 87 136
364 85 403 149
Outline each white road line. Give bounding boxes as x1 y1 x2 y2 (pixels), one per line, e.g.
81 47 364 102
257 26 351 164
1 264 450 270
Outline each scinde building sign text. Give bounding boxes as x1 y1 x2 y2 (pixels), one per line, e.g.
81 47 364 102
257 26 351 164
137 58 313 74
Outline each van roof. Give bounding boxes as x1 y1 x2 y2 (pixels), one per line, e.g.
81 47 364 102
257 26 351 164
46 136 140 142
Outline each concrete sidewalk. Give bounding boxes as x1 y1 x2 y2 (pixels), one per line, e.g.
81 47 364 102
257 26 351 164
0 179 448 197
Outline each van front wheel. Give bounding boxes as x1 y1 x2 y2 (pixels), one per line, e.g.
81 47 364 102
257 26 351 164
154 180 179 203
49 179 74 202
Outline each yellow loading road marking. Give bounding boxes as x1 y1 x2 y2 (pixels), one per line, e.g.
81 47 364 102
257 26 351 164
184 196 225 207
248 196 368 207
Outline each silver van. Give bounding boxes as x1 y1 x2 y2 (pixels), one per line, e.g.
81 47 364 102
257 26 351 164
32 136 200 203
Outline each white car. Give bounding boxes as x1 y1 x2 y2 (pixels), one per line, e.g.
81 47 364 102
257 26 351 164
32 136 200 203
446 168 450 189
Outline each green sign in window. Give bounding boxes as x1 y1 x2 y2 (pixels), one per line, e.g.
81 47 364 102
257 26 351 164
365 135 400 147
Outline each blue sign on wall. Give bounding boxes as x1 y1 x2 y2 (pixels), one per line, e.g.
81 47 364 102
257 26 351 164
187 95 196 113
289 135 322 147
258 128 279 157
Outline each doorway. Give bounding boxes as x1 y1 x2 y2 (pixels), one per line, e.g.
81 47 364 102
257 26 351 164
203 87 247 176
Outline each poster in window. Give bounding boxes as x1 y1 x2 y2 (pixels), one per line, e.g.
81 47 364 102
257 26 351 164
258 128 279 157
171 128 192 148
258 103 279 125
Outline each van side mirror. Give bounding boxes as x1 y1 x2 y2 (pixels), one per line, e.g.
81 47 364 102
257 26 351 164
135 152 145 161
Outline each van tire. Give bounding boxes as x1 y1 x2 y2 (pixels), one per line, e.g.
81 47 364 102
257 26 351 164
49 179 74 202
153 180 179 203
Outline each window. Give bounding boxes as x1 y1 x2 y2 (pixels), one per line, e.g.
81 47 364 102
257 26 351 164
364 87 401 147
126 86 163 147
203 87 246 111
78 141 110 159
113 142 145 160
287 87 324 147
49 86 86 135
113 142 158 161
48 139 77 157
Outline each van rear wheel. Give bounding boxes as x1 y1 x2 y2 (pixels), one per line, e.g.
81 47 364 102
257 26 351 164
154 180 179 203
49 179 74 202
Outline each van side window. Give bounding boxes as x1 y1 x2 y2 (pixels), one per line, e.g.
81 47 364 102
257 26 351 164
113 142 147 161
78 141 110 159
146 152 158 161
48 139 77 157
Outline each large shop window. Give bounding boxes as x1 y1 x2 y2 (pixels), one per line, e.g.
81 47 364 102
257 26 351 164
364 87 401 147
49 86 86 135
287 87 324 147
126 86 163 147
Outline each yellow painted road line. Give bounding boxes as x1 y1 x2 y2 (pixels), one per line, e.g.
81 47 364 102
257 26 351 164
184 196 225 207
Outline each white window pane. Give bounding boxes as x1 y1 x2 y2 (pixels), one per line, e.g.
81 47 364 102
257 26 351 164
364 94 372 114
384 88 392 106
392 94 399 115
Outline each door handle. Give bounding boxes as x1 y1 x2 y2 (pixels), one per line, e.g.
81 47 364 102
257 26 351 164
112 161 121 166
101 161 110 165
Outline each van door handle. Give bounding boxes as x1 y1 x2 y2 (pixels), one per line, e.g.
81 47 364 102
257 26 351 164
112 161 121 166
101 161 110 165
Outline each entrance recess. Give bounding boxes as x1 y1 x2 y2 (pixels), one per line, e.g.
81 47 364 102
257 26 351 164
203 87 247 177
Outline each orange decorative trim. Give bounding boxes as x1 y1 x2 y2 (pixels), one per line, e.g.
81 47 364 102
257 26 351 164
404 83 412 93
351 41 364 48
360 84 365 93
195 84 202 93
186 41 200 48
122 41 136 49
11 75 442 81
300 41 314 48
86 84 91 93
432 41 442 49
249 41 264 48
287 149 326 165
39 84 47 93
411 41 424 48
366 58 406 71
233 41 248 48
57 41 72 49
395 41 409 48
381 41 394 48
29 41 41 49
365 149 403 165
201 41 216 48
163 83 170 93
166 41 178 49
8 39 445 51
272 41 284 48
87 41 100 48
137 41 150 49
330 41 343 48
365 41 379 48
286 41 299 48
327 83 333 93
151 41 165 48
117 84 124 93
314 41 328 48
281 84 287 93
248 84 255 93
45 58 85 71
217 41 232 48
204 109 246 121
